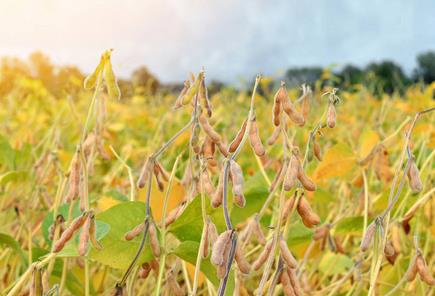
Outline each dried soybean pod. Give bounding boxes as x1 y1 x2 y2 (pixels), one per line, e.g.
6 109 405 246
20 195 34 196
281 87 305 127
124 222 146 241
267 126 281 146
313 137 322 161
249 116 266 156
53 214 87 253
253 239 274 270
201 222 210 258
297 196 320 228
384 240 395 257
235 243 251 274
199 77 212 117
407 158 423 193
165 202 185 227
155 161 170 182
82 133 96 157
89 214 102 250
360 222 376 252
229 119 247 153
251 218 266 245
211 230 232 266
65 150 81 202
149 223 160 258
167 271 184 296
201 168 215 196
283 155 299 191
104 50 121 100
207 218 219 242
407 258 418 281
78 214 91 256
297 160 316 191
326 103 336 128
137 157 153 189
416 256 435 285
272 83 284 126
212 169 224 208
190 122 201 154
138 263 151 279
173 80 190 109
199 114 221 143
287 268 303 296
279 236 298 268
217 239 232 279
216 141 229 157
281 196 296 223
280 269 296 296
230 160 245 207
313 225 329 241
84 54 104 89
153 164 165 192
270 160 288 192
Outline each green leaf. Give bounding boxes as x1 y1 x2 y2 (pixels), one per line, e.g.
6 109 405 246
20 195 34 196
172 241 234 295
89 201 153 269
0 232 27 263
286 222 314 246
318 252 353 275
0 135 15 169
333 216 365 235
0 171 28 185
106 190 129 202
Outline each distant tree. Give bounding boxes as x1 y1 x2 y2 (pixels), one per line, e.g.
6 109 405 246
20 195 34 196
414 51 435 83
365 61 409 94
338 64 364 86
131 66 160 95
284 67 322 88
29 51 56 92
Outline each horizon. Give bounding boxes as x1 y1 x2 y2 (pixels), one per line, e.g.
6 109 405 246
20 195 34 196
1 0 434 83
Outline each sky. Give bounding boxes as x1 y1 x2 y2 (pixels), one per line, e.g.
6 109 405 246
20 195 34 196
0 0 434 83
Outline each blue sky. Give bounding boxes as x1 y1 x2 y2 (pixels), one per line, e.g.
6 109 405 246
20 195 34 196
0 0 434 82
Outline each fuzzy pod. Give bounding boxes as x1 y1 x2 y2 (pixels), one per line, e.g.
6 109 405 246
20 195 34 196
82 133 96 157
167 271 184 296
78 214 92 256
149 223 160 258
155 161 170 182
280 236 298 268
202 136 216 158
313 137 322 161
283 156 299 191
138 263 151 279
313 225 329 241
416 256 435 285
201 223 210 259
326 103 336 128
281 196 296 223
201 168 215 196
199 77 212 117
53 214 87 253
267 127 281 147
137 157 153 189
96 136 111 160
280 270 296 296
89 215 102 250
391 225 402 253
297 165 316 191
251 218 267 245
297 196 320 228
287 268 303 296
124 222 146 241
207 219 219 242
249 117 266 156
406 258 418 282
235 243 251 274
212 169 224 208
230 160 245 207
384 240 395 257
272 84 284 126
360 222 376 252
65 151 81 202
173 80 190 109
190 122 201 154
153 164 165 192
279 87 304 127
165 203 185 227
300 84 311 121
216 141 229 157
229 119 247 153
253 239 274 271
270 160 288 193
211 230 232 266
199 114 222 143
407 159 423 193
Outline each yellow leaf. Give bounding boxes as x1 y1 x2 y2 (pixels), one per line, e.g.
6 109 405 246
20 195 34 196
104 50 121 100
314 143 356 181
358 128 380 160
84 55 104 89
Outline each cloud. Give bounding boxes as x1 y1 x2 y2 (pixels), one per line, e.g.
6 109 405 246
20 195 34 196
0 0 434 82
